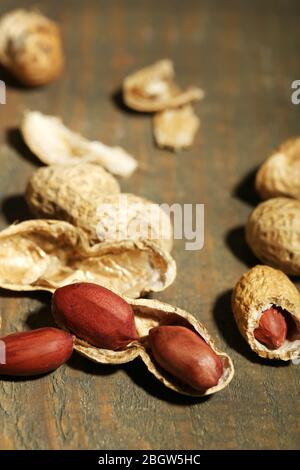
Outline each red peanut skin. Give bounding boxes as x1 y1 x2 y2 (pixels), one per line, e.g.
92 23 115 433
148 325 223 392
254 307 287 350
0 327 74 376
52 283 138 350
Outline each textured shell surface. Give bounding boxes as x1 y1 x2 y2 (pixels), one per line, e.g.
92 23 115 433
232 265 300 360
26 163 120 224
123 59 204 112
90 193 173 252
256 138 300 200
0 9 64 85
67 296 234 396
246 197 300 275
153 105 200 150
26 171 173 252
21 111 137 177
0 219 176 298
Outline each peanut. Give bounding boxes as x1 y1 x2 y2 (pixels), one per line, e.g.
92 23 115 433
0 327 74 376
0 9 64 86
246 198 300 275
232 265 300 361
148 325 223 392
26 167 173 252
256 138 300 200
52 283 138 350
69 294 234 396
254 307 287 349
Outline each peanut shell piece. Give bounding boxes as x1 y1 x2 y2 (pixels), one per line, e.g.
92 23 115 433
232 265 300 361
256 138 300 200
21 111 138 178
26 166 173 252
153 105 200 151
0 9 64 86
0 219 176 298
123 59 204 112
67 296 234 396
246 197 300 275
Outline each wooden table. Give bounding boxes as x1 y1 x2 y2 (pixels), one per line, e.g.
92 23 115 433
0 0 299 450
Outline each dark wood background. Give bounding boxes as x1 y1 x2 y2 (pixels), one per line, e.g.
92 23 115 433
0 0 299 450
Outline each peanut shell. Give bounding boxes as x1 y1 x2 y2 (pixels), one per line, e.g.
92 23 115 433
232 265 300 360
246 197 300 275
26 163 120 213
123 59 204 112
256 138 300 200
0 219 176 298
21 111 138 177
71 296 234 396
0 9 64 86
26 167 173 252
153 105 200 151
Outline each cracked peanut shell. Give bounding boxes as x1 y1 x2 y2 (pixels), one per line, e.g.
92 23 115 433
0 219 176 298
232 265 300 361
246 197 300 275
21 111 138 177
67 295 234 396
123 59 204 112
153 105 200 151
256 138 300 200
0 9 64 86
26 166 173 252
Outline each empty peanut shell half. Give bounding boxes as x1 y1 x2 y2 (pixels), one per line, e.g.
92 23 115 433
26 166 173 252
21 111 138 177
232 265 300 361
153 105 200 151
246 197 300 275
0 9 64 86
0 219 176 298
71 295 234 396
123 59 204 112
256 138 300 200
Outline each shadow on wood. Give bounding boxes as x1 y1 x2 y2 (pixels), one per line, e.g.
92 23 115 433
67 351 120 377
26 305 56 330
233 166 260 207
0 287 51 303
124 357 211 405
1 194 32 224
226 225 259 268
0 371 59 382
0 64 30 90
111 88 149 117
6 128 41 166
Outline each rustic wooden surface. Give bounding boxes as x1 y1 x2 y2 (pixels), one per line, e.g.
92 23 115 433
0 0 300 450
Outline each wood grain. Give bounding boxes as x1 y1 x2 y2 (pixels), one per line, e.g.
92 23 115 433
0 0 299 450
